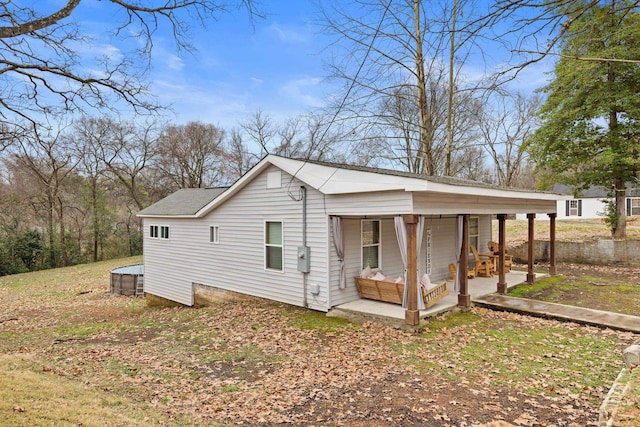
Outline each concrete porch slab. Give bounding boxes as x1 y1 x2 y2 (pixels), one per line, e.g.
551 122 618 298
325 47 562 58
328 270 532 325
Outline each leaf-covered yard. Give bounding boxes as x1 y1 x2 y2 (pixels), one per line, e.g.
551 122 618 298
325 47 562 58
1 257 638 426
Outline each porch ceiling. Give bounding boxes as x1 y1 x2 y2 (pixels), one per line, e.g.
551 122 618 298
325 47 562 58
410 191 559 215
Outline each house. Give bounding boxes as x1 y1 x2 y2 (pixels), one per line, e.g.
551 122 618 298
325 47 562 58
138 155 563 325
516 184 640 220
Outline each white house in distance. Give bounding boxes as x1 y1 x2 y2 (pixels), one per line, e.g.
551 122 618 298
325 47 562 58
516 184 640 220
138 155 562 324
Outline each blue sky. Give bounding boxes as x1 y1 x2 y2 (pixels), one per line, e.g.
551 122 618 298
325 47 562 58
145 2 334 127
71 0 553 130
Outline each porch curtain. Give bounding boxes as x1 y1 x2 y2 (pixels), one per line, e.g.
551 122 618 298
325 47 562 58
454 215 463 293
331 216 346 289
396 216 426 311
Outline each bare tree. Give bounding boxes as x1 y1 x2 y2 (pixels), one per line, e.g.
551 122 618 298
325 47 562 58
241 110 276 156
478 92 541 188
92 118 159 211
71 117 114 261
157 121 227 188
0 1 261 138
8 124 80 267
225 127 257 180
321 0 492 175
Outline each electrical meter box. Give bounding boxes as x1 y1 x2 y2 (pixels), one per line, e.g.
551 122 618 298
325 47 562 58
297 246 310 273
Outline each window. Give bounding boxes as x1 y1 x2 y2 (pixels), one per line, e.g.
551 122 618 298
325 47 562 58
361 219 380 269
567 199 582 216
629 198 640 216
468 217 479 252
210 226 219 244
425 228 432 275
150 225 169 239
265 221 283 271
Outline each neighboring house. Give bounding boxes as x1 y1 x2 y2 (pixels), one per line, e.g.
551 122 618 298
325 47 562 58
516 184 640 220
138 155 561 314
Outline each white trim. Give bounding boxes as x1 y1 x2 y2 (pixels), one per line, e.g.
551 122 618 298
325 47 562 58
264 220 284 272
361 219 381 270
209 225 220 244
149 224 170 240
630 198 640 216
469 216 479 252
568 200 580 216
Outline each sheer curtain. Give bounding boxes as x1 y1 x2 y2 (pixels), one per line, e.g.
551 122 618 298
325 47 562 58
331 216 346 289
454 215 463 293
396 216 426 310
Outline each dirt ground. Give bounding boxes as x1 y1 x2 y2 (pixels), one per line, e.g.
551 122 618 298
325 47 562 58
2 259 638 426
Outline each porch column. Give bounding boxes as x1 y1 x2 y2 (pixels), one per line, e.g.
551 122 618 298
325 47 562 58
458 214 471 307
497 214 507 294
548 213 557 275
404 214 420 326
526 213 536 284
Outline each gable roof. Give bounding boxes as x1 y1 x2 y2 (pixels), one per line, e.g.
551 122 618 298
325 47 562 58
139 155 564 218
138 187 227 217
553 183 640 198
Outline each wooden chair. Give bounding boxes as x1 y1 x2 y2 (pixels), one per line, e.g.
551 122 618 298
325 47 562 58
449 262 475 281
470 245 494 277
487 241 513 273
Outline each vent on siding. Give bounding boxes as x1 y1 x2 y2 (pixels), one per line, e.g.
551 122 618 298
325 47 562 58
267 170 282 189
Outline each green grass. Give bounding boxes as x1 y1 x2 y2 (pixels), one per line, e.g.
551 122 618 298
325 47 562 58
0 354 166 427
284 307 359 334
400 312 623 402
506 274 640 315
507 275 567 297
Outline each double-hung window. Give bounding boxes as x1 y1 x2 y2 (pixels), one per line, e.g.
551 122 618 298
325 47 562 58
265 221 283 271
210 226 220 244
361 219 380 269
567 200 581 216
150 225 169 239
629 198 640 216
468 217 479 252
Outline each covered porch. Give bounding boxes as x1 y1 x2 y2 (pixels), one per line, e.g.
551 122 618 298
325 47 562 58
328 270 534 324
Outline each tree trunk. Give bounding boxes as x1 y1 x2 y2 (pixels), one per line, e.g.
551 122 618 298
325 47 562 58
613 178 627 238
92 178 99 262
445 0 457 176
414 0 434 175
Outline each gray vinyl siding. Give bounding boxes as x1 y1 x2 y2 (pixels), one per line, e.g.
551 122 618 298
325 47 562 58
325 191 413 216
424 216 458 282
143 165 329 310
412 193 557 215
143 218 196 306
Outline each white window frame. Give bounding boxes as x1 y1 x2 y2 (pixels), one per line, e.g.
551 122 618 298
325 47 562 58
209 225 220 244
630 198 640 216
150 225 170 240
568 200 580 216
361 219 381 270
468 216 479 253
264 220 284 272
